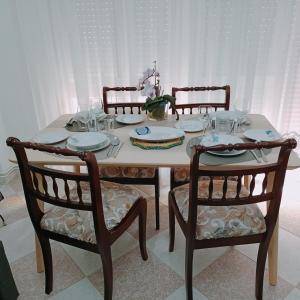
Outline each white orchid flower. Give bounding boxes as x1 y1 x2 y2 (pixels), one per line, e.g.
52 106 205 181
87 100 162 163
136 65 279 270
141 82 156 98
142 68 155 81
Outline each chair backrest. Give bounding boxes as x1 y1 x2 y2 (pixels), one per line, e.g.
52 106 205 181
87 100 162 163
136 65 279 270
187 139 296 238
6 137 108 244
103 86 145 114
171 85 230 114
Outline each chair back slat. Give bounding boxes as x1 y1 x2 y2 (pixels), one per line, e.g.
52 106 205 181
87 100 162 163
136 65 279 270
52 177 59 199
27 164 91 209
42 174 48 196
249 174 256 196
222 176 228 200
171 85 230 114
76 180 83 204
236 175 242 199
187 139 296 232
6 138 109 241
103 86 147 115
262 173 268 194
64 179 70 202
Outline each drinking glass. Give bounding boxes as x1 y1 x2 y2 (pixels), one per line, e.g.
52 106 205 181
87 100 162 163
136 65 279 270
104 115 114 132
77 103 91 131
87 108 97 132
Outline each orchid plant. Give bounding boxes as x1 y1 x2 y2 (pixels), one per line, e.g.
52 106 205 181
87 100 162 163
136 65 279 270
137 61 179 120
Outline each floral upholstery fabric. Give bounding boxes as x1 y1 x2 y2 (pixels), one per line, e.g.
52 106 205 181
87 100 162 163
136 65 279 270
40 181 141 244
99 166 156 179
173 180 266 240
173 167 238 183
173 167 190 182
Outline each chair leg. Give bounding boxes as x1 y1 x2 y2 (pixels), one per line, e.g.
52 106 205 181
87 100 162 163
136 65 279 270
100 248 113 300
255 240 269 300
168 196 175 252
0 214 5 226
139 198 148 260
38 235 53 294
154 178 160 230
185 245 194 300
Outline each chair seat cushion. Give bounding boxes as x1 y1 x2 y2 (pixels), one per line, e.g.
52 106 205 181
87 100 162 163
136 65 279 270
173 167 190 182
173 180 266 240
173 167 238 183
40 181 141 244
99 166 156 178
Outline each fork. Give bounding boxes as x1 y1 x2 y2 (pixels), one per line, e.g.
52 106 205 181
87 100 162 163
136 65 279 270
256 140 268 162
113 142 123 158
107 137 120 157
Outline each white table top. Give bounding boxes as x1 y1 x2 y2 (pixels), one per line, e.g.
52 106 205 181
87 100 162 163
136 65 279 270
9 114 300 169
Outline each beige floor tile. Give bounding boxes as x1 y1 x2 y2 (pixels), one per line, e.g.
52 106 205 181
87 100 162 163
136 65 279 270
236 228 300 286
280 205 300 238
147 226 229 279
62 231 138 276
49 278 103 300
193 249 293 300
127 196 169 240
165 286 208 300
0 217 35 262
285 288 300 300
88 246 184 300
11 242 84 299
0 195 28 225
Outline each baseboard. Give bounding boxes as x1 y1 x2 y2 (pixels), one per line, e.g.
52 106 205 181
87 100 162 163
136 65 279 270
0 166 19 185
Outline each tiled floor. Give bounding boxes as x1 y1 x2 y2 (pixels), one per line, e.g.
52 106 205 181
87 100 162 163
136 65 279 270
1 168 300 299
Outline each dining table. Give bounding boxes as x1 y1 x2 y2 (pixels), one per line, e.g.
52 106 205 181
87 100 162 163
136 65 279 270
9 113 300 286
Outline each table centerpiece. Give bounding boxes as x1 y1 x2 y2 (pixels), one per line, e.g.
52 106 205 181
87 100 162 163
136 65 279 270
137 61 179 121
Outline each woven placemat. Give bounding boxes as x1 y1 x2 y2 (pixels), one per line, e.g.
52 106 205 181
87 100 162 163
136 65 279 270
131 137 184 150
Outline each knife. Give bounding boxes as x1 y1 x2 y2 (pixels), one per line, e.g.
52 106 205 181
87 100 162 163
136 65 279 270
250 150 261 163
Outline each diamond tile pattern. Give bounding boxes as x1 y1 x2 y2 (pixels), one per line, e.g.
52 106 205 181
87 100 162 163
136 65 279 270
1 171 300 299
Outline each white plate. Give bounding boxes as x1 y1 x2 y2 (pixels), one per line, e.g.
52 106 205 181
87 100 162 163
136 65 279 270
67 132 108 150
243 129 281 142
175 119 206 132
33 131 69 144
116 114 145 125
66 138 110 152
129 126 185 142
201 134 246 156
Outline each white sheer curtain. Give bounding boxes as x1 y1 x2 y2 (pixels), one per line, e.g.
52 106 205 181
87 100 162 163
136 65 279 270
5 0 300 131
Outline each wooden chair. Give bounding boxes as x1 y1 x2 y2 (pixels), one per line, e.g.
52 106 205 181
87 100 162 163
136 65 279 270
171 85 230 190
102 86 161 229
0 192 5 225
6 137 148 300
168 139 296 300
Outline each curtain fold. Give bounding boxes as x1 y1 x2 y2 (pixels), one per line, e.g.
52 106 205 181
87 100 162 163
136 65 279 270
11 0 300 133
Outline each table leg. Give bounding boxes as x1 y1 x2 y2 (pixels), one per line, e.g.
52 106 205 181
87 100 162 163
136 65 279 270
244 175 250 189
267 171 278 285
35 168 45 273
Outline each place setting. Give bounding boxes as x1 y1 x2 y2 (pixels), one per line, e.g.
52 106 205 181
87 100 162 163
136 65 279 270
184 110 281 165
33 130 122 159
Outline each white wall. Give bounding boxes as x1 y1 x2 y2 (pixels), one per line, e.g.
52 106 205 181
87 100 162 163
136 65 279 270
0 0 39 175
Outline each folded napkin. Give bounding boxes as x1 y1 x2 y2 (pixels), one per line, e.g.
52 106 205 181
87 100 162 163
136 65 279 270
131 137 184 150
135 127 150 135
65 111 89 132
